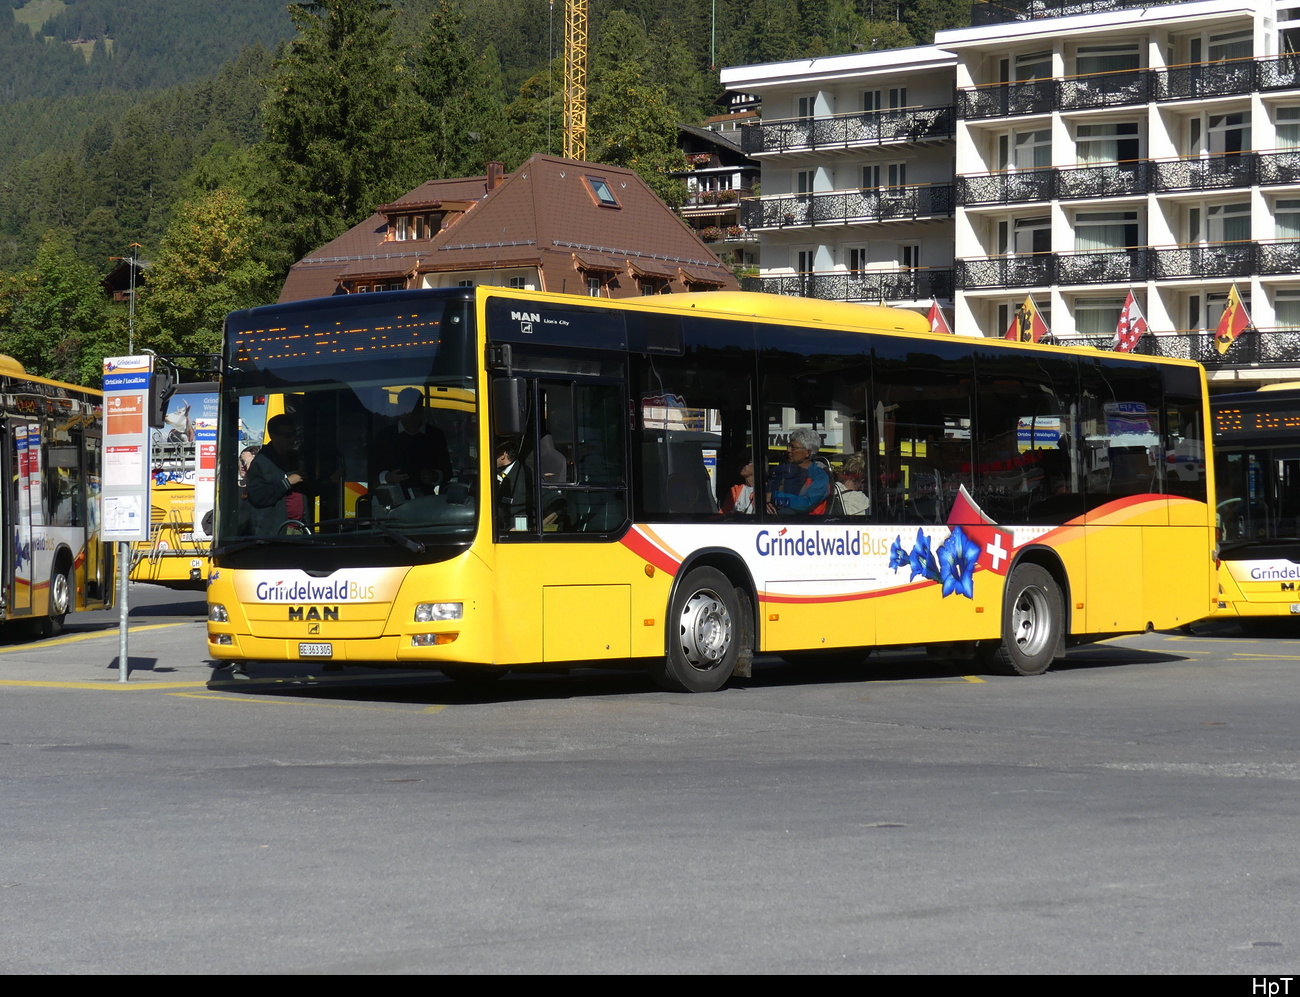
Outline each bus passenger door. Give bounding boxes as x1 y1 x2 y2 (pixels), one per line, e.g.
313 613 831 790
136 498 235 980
7 421 30 616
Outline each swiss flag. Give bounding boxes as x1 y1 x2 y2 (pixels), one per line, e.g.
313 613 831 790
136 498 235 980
927 302 954 335
947 485 1015 577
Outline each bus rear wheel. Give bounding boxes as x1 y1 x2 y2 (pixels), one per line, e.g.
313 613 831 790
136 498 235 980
653 567 740 693
984 564 1063 676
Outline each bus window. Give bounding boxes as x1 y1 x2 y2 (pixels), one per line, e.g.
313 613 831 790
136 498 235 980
873 342 974 525
1081 359 1165 506
973 351 1081 524
636 345 754 519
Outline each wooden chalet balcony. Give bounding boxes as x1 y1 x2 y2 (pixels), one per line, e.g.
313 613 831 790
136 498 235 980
957 241 1271 289
958 56 1300 120
741 183 954 230
1068 328 1300 368
738 105 954 155
740 268 954 303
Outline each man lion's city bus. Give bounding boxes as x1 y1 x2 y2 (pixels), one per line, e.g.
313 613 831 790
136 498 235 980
130 381 217 589
0 355 110 634
1211 384 1300 630
207 288 1215 691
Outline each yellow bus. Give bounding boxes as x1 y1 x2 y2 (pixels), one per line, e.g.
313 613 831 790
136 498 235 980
0 356 111 634
1210 384 1300 630
207 287 1215 689
131 381 217 590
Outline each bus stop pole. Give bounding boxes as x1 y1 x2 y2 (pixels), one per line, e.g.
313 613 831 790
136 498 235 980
118 541 129 683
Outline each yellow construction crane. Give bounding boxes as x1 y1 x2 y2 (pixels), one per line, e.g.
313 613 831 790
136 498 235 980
562 0 587 160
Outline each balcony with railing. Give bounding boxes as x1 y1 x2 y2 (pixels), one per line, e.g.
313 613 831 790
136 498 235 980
681 186 752 215
957 242 1263 289
740 268 955 303
1069 329 1300 368
741 184 954 230
958 56 1287 120
968 0 1187 27
738 105 955 155
958 151 1300 208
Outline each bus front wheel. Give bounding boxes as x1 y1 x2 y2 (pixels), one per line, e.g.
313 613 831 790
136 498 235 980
42 564 71 637
985 564 1063 676
654 567 740 693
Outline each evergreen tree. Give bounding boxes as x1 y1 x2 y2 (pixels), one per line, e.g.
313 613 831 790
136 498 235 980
412 2 514 178
589 63 687 207
255 0 418 268
0 231 107 383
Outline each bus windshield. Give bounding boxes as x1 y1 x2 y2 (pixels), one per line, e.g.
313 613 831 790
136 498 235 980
216 292 477 554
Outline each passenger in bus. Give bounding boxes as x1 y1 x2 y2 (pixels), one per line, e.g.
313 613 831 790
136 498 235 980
495 440 531 530
369 387 453 495
830 453 869 516
767 428 831 515
721 457 755 514
246 415 306 534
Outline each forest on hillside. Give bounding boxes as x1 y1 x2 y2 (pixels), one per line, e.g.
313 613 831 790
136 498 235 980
0 0 972 386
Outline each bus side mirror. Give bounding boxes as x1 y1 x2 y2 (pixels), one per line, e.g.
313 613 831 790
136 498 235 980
492 377 528 436
149 366 176 429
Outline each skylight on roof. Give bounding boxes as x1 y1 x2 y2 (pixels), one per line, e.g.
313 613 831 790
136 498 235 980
584 176 620 208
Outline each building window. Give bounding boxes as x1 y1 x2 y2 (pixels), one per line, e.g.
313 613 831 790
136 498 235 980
587 276 604 297
1075 122 1141 164
1074 210 1140 251
584 176 620 208
847 246 868 275
863 162 907 190
794 168 815 195
508 276 528 289
1187 201 1250 243
457 279 474 288
394 216 408 241
1277 198 1300 239
999 129 1051 170
1276 289 1300 328
1278 107 1300 149
999 216 1051 255
1075 42 1140 76
1074 296 1127 336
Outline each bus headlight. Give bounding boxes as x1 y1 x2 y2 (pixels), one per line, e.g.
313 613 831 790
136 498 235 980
210 633 233 645
209 604 228 623
415 602 462 622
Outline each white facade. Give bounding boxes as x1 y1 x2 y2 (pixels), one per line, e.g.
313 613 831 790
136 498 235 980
723 0 1300 384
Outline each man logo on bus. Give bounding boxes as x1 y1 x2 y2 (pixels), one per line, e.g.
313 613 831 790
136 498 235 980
288 606 340 622
511 310 539 334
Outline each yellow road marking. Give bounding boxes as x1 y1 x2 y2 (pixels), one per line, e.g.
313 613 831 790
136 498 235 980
170 691 442 714
0 679 207 690
962 675 985 684
0 622 191 653
1231 652 1300 659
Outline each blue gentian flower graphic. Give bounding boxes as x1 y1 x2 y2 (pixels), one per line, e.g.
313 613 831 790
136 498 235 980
888 535 907 572
908 528 939 583
937 526 981 599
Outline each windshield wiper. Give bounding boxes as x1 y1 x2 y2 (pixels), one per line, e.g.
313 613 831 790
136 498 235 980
312 516 427 554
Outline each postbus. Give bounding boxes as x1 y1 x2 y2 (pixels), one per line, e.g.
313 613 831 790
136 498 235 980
207 287 1215 690
0 356 110 634
1210 384 1300 629
130 381 217 589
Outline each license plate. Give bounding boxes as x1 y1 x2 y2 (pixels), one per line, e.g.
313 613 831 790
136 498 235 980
299 642 333 657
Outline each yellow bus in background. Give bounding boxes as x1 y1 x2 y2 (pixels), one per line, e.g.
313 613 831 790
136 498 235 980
0 356 111 633
1211 384 1300 631
208 287 1215 690
130 381 217 590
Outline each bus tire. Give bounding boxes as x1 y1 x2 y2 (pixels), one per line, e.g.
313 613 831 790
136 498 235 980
986 564 1062 676
43 562 71 637
654 567 740 693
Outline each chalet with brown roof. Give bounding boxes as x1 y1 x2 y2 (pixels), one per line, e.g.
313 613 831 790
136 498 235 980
279 154 738 303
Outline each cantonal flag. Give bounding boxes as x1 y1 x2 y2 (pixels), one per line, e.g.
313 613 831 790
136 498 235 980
1003 294 1050 343
1214 284 1252 355
1113 291 1148 353
927 302 954 335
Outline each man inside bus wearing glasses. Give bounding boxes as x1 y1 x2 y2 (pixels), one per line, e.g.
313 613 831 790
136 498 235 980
767 427 831 515
370 387 453 496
